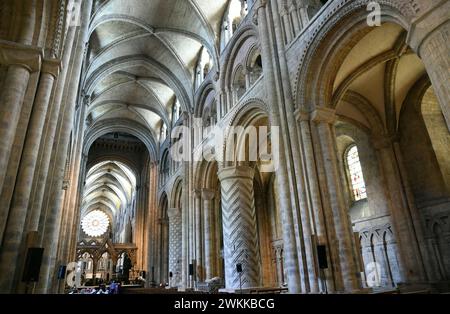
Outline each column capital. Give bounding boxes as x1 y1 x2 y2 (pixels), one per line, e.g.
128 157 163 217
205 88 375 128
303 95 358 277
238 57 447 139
252 0 267 25
193 188 201 198
201 188 215 201
406 1 450 56
41 58 62 78
0 40 42 72
294 109 310 122
167 207 181 219
218 165 254 182
311 107 336 125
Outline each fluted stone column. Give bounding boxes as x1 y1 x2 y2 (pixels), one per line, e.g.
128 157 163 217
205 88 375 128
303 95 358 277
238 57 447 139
218 166 261 290
312 108 361 292
0 41 41 202
0 59 59 292
407 1 450 130
168 208 182 288
202 188 216 280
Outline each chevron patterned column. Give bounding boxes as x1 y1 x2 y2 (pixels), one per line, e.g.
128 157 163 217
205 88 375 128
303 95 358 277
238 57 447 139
218 166 262 290
168 208 182 288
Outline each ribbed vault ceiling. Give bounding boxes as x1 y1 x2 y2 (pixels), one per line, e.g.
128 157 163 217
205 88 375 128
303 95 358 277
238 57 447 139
81 160 136 233
85 0 233 150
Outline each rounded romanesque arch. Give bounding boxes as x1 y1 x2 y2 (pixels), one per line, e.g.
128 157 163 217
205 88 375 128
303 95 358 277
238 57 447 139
294 0 422 111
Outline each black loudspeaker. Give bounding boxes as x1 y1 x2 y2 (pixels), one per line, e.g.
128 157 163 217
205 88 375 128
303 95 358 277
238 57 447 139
236 263 242 273
57 265 67 279
141 271 146 279
317 245 328 269
188 264 194 276
169 271 173 278
22 248 44 282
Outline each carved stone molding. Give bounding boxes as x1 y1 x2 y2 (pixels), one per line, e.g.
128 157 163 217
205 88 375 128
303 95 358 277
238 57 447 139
0 40 42 72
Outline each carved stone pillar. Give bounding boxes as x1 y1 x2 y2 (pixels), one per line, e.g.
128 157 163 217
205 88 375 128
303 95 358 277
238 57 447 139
218 166 262 290
202 188 216 280
168 208 182 288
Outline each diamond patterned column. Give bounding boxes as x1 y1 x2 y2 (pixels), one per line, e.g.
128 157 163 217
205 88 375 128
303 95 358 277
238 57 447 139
168 208 182 288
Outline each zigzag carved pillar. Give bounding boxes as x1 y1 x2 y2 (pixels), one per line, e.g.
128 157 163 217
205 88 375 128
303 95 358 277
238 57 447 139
202 188 216 280
218 166 262 290
168 208 182 288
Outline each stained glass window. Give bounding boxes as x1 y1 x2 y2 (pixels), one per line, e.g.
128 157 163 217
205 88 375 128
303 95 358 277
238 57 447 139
346 145 367 201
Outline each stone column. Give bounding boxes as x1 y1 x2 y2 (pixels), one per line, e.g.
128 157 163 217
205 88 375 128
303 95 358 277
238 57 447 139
202 188 216 280
407 1 450 130
0 41 41 199
168 208 182 288
297 110 332 292
218 166 261 290
0 58 59 292
373 137 427 283
194 189 203 282
312 108 361 292
0 0 37 194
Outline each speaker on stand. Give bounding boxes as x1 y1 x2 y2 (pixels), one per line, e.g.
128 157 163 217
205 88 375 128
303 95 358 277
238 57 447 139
316 245 328 294
236 263 243 294
22 247 44 294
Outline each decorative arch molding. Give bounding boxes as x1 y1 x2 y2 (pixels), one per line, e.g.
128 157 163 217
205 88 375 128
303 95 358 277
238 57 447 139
341 90 386 137
169 177 184 209
220 98 271 165
220 24 259 89
83 118 158 161
194 82 216 117
84 55 192 114
227 98 270 128
294 0 421 111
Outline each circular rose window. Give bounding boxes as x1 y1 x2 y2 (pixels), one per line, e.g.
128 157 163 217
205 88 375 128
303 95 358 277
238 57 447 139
81 210 109 237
